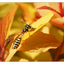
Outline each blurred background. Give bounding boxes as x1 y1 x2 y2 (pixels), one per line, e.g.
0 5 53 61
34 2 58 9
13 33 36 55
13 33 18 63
0 3 63 61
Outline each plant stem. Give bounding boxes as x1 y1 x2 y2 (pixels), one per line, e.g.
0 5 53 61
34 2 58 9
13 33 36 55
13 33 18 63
0 46 4 61
54 3 64 61
54 40 64 61
54 25 64 61
0 47 4 58
58 3 64 16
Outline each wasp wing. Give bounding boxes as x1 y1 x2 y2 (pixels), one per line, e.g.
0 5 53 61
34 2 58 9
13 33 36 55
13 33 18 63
4 31 21 48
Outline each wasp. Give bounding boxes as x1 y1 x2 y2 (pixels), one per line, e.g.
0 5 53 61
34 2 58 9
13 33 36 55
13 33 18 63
13 23 31 49
4 19 32 49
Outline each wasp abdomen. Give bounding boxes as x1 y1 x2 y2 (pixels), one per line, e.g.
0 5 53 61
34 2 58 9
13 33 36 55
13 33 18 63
13 23 31 49
13 37 21 49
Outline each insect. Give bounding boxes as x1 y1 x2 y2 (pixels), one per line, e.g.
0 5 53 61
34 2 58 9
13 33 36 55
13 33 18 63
4 31 21 48
13 33 23 49
12 23 31 49
4 19 32 49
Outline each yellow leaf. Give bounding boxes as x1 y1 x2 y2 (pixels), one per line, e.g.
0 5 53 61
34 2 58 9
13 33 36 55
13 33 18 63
31 12 54 28
18 31 61 52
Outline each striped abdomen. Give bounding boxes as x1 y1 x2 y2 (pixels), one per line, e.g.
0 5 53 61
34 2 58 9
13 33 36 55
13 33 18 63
13 37 21 49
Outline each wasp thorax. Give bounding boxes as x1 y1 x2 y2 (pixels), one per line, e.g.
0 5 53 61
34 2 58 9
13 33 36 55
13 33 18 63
25 24 31 29
21 23 31 33
21 28 26 33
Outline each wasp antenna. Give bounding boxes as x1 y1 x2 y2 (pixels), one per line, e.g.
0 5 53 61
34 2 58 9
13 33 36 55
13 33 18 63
30 21 34 25
21 19 25 23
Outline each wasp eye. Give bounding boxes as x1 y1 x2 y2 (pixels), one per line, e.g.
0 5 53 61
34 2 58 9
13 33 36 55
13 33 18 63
26 25 31 29
25 23 31 29
27 25 29 28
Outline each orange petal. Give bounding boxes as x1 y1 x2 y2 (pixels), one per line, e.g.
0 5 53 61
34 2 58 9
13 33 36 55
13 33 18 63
18 31 61 52
0 6 18 48
50 17 64 30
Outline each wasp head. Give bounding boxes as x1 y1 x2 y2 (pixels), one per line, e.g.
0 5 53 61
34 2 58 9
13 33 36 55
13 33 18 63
25 23 31 29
